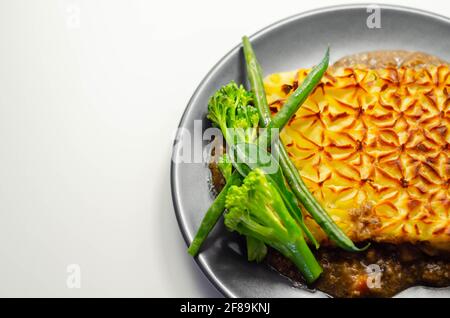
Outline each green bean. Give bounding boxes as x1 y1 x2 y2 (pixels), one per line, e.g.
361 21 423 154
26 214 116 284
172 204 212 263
187 171 242 256
242 38 271 128
269 47 329 131
275 144 367 252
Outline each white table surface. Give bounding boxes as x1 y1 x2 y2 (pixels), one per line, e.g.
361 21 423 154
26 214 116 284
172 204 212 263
0 0 448 297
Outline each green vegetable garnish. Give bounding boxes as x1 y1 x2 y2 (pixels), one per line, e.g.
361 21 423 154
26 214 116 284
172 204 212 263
246 236 267 263
207 82 258 146
242 36 367 252
188 37 365 285
187 171 242 257
189 82 263 257
225 169 322 283
217 154 232 182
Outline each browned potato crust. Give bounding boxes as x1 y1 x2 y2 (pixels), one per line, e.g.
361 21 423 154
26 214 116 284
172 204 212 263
332 50 447 69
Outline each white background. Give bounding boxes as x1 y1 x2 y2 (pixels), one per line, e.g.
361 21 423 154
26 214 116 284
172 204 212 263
0 0 449 297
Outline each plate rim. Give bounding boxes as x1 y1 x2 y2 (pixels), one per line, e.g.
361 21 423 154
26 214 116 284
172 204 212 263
170 3 450 298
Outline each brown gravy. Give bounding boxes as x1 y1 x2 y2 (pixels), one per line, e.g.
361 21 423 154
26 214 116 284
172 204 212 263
267 245 450 298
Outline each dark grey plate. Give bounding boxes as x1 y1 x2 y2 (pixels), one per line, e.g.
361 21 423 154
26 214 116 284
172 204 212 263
171 4 450 298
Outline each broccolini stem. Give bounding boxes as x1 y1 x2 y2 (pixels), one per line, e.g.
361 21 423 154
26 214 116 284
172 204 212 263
233 216 322 283
187 171 242 256
242 36 366 252
277 234 323 284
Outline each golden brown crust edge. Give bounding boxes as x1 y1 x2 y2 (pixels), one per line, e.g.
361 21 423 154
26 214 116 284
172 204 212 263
332 50 448 69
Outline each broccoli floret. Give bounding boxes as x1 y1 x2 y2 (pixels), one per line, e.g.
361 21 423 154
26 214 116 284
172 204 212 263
224 169 322 283
207 82 259 144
